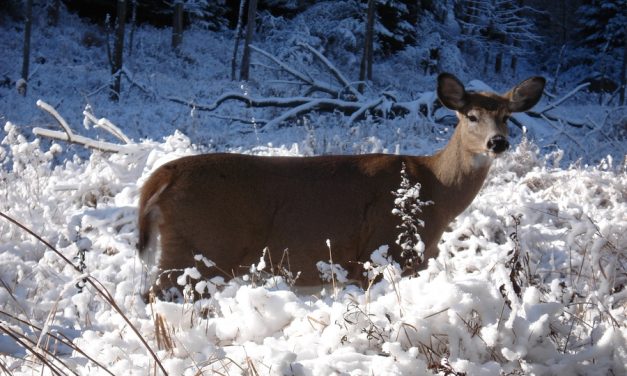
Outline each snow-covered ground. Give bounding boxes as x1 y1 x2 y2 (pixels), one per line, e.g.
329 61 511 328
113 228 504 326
1 7 626 376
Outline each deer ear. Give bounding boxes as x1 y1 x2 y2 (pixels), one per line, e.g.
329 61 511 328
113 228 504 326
506 76 545 112
437 73 467 110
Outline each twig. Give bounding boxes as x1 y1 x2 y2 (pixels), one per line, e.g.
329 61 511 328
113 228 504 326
326 240 337 299
249 44 338 97
0 325 67 376
32 127 129 153
537 82 590 114
347 97 383 126
83 108 132 144
120 67 153 96
36 100 72 135
0 211 168 376
33 100 134 153
297 42 362 99
540 114 587 152
585 114 624 152
0 310 115 375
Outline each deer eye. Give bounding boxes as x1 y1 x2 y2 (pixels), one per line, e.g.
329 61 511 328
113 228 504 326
467 115 478 122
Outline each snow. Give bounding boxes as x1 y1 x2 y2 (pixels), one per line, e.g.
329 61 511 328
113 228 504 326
1 5 626 376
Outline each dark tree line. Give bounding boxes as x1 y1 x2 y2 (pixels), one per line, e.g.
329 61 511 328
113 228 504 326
7 0 625 104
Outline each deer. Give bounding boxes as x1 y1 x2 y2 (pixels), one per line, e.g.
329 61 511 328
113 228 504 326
137 73 545 297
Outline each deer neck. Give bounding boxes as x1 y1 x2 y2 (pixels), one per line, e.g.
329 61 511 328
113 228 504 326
425 126 492 216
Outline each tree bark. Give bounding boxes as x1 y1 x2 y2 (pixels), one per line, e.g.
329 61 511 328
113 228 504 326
110 0 126 101
359 0 376 93
240 0 257 81
494 52 502 74
20 0 33 96
46 0 60 26
620 31 626 105
172 1 184 52
231 0 247 80
129 0 137 56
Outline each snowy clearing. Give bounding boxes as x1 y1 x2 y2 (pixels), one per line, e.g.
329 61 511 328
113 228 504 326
1 4 626 376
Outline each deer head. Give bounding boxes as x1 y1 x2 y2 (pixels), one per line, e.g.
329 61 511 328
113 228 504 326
437 73 545 161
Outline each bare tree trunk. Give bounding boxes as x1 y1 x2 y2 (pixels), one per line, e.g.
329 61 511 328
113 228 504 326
231 0 247 81
20 0 33 96
172 1 184 52
620 33 626 105
47 0 60 26
359 0 375 93
239 0 257 81
510 54 517 74
494 52 502 74
510 38 519 74
559 0 567 46
110 0 126 101
128 0 137 56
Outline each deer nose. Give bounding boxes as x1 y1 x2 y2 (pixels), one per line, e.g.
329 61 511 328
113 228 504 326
487 136 509 154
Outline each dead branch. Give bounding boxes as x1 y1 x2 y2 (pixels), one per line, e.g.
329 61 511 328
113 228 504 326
347 97 384 126
33 100 135 153
249 44 339 97
525 112 586 128
163 45 593 131
153 45 422 128
540 114 587 152
523 83 592 128
83 106 132 144
538 82 590 114
296 42 362 100
32 128 127 153
167 92 414 130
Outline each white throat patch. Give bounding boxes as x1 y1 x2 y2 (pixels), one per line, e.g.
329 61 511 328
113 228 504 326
472 152 493 169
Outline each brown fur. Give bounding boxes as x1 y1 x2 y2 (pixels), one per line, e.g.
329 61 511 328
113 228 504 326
137 73 545 293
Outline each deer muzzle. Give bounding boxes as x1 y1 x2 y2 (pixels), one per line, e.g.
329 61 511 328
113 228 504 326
487 135 509 154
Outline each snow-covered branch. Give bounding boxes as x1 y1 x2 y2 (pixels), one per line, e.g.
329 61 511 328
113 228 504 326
520 83 593 128
166 45 425 128
537 82 590 114
295 42 362 100
83 106 132 144
250 44 339 98
33 100 135 153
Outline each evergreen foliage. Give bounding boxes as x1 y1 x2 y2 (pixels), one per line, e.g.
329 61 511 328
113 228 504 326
576 0 625 51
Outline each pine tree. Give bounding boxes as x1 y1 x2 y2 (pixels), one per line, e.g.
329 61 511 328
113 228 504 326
376 0 419 54
455 0 542 74
577 0 625 51
576 0 625 103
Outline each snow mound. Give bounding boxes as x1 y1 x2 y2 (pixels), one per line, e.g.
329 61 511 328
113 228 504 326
1 125 625 375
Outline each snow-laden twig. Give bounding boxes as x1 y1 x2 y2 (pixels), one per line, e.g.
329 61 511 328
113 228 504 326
36 100 73 135
250 44 338 97
83 107 132 144
537 82 590 114
296 42 362 99
585 114 624 152
32 128 128 153
0 211 168 376
262 97 360 130
540 114 587 152
347 97 383 126
33 100 134 153
160 45 425 128
120 66 153 96
517 83 593 129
